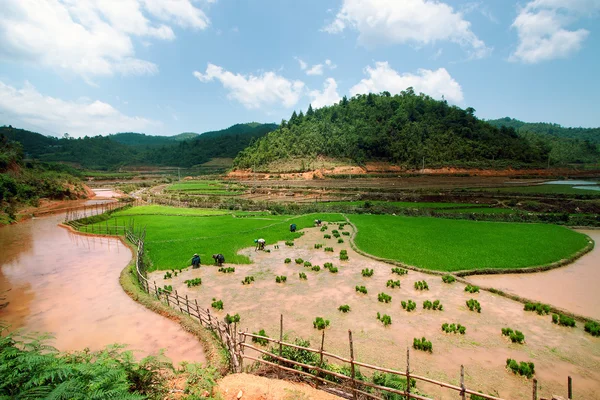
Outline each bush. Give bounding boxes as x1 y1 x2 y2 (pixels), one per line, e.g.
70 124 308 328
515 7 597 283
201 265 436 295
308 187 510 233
275 275 287 283
264 337 318 369
391 267 408 275
401 300 416 312
413 337 433 352
585 321 600 337
466 299 481 313
414 280 429 291
311 265 321 272
324 234 332 239
184 278 202 287
252 329 269 346
304 261 312 267
337 238 344 243
225 313 240 324
524 302 551 315
464 284 480 293
299 272 307 280
241 276 255 285
284 258 292 264
340 250 349 261
423 300 443 311
378 292 392 303
386 279 401 288
324 247 334 252
442 275 456 284
314 243 323 249
355 285 367 294
285 241 294 246
506 358 535 378
211 298 223 310
295 258 304 264
218 267 235 273
377 312 392 326
552 313 576 327
372 372 418 399
313 317 330 330
338 304 351 313
361 268 374 277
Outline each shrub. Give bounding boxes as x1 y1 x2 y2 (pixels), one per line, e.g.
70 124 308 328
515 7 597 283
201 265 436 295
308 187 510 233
361 268 374 277
252 329 269 346
413 337 433 352
184 278 202 287
585 321 600 337
264 337 318 368
218 267 235 273
211 298 223 310
506 358 535 378
466 299 481 313
391 267 408 275
414 280 429 291
285 241 294 246
340 250 349 261
311 265 321 272
284 258 292 264
552 313 576 327
342 231 350 236
377 312 392 326
304 261 312 267
386 279 401 288
163 271 172 279
442 275 456 284
338 238 344 243
314 243 323 249
524 302 551 315
355 285 367 294
401 300 416 312
464 284 479 293
225 313 240 324
275 275 287 283
324 247 334 252
241 276 255 285
295 258 304 264
313 317 330 330
378 292 392 303
324 234 332 239
372 373 418 398
299 272 307 280
338 305 351 313
423 300 443 311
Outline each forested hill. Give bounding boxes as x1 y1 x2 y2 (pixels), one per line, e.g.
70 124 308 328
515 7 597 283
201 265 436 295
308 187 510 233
488 118 600 144
233 91 550 170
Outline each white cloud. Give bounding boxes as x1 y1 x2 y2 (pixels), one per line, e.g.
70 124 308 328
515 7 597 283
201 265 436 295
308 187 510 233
297 58 337 75
309 78 342 109
306 64 324 76
323 0 491 59
0 0 211 79
193 64 305 109
0 81 160 137
325 59 337 69
509 0 600 63
296 57 308 70
350 62 464 103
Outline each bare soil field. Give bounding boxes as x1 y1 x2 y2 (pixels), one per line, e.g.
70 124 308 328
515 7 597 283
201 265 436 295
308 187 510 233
149 224 600 400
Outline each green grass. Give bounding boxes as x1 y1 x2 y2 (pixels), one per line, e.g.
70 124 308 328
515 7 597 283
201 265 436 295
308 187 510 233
89 207 343 270
321 201 483 209
166 180 245 194
349 214 590 272
473 185 600 196
438 207 517 214
113 205 232 217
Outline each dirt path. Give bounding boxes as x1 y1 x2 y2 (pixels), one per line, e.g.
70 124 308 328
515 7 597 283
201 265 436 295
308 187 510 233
150 224 600 400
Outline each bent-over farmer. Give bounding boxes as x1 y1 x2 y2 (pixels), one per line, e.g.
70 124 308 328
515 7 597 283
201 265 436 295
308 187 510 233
212 253 225 266
191 253 201 269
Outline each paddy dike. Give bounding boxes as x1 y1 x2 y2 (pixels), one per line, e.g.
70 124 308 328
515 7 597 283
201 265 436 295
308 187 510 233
150 224 600 400
0 203 205 365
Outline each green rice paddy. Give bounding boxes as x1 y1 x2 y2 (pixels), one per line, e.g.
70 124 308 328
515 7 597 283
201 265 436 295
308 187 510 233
165 180 245 195
473 184 600 196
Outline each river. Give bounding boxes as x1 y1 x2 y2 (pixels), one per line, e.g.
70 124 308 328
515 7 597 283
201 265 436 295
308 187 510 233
0 199 205 365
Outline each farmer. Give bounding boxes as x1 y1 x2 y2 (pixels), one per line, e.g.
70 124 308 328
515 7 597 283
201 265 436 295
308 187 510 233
191 253 201 269
254 238 266 251
290 223 297 232
212 253 225 266
314 219 321 226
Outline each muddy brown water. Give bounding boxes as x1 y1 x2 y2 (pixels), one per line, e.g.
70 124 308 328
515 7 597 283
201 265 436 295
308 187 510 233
0 200 205 365
469 230 600 320
150 224 600 400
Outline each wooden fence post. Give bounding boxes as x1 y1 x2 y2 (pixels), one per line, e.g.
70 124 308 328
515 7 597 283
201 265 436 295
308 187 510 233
154 281 159 299
568 376 572 399
460 365 466 400
278 314 283 379
185 295 190 315
348 330 357 400
165 291 170 307
406 347 411 397
195 299 202 325
207 308 212 327
316 330 325 387
532 378 537 400
175 290 181 308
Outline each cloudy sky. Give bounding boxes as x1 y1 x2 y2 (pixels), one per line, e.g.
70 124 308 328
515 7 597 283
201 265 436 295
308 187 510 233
0 0 599 137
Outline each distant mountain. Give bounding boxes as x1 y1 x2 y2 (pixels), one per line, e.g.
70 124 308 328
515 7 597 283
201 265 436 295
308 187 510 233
488 117 600 144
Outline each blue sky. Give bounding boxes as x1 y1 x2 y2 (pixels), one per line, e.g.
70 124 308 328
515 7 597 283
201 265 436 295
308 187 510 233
0 0 599 137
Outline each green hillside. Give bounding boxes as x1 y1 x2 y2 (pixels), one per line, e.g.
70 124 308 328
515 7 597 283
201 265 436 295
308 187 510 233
233 91 550 170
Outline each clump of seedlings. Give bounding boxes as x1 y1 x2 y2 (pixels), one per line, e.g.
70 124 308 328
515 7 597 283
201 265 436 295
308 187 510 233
184 278 202 287
299 272 307 280
163 271 172 280
284 258 291 264
313 317 330 330
401 300 417 312
311 265 321 272
324 234 332 239
423 300 443 311
552 313 576 327
501 328 525 343
361 268 374 277
332 230 341 238
225 313 240 324
320 226 328 232
252 329 269 345
218 267 235 273
524 302 551 315
442 323 466 334
377 312 392 326
464 284 480 293
295 258 304 264
314 243 323 249
304 261 312 267
275 275 287 283
506 359 535 378
242 276 255 285
158 285 173 294
327 265 338 273
338 305 351 313
285 241 294 246
340 250 349 261
338 238 344 243
211 298 223 310
585 321 600 337
342 231 350 236
442 275 456 284
391 267 408 275
466 299 481 313
324 247 334 252
378 292 392 303
414 280 429 291
355 285 368 294
324 262 333 269
386 280 401 288
413 337 433 352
